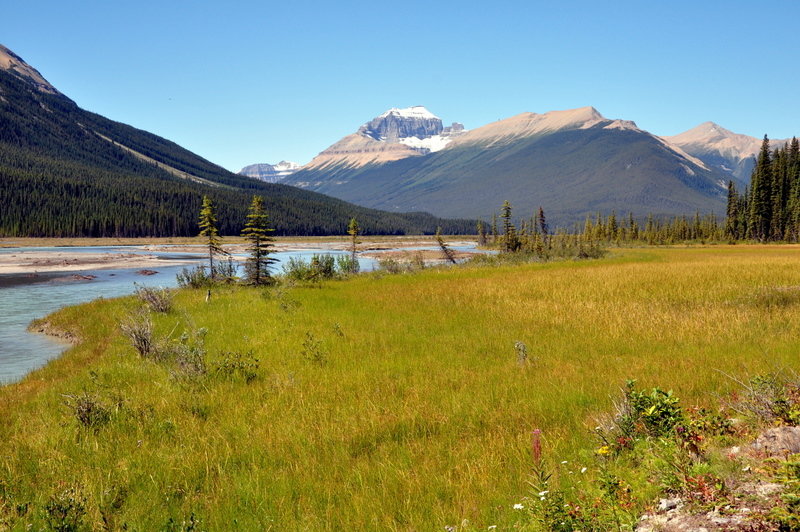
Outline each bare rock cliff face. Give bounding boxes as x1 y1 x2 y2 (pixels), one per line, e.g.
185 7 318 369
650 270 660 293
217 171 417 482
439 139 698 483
297 106 466 172
359 107 443 142
238 161 300 183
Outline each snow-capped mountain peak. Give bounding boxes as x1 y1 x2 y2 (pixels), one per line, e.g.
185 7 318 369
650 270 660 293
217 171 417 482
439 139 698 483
358 106 467 155
378 106 438 120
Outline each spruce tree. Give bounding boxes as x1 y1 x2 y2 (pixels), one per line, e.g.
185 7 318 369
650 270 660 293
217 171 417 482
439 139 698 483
198 195 227 280
241 195 277 285
770 146 789 241
537 206 549 248
347 218 361 273
787 138 800 240
476 220 487 246
725 181 740 239
749 135 773 241
500 200 518 252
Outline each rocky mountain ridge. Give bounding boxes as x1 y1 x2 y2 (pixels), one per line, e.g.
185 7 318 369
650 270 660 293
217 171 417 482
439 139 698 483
237 161 300 183
282 106 731 225
0 44 64 97
280 106 468 176
662 122 793 180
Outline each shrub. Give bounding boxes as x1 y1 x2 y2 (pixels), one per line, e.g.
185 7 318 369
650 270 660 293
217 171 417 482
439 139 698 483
212 257 239 284
119 308 155 357
213 351 260 383
301 332 327 366
62 391 111 431
724 370 800 425
134 284 174 313
166 329 208 381
282 253 345 282
336 254 358 275
44 487 86 532
176 265 211 289
282 256 315 282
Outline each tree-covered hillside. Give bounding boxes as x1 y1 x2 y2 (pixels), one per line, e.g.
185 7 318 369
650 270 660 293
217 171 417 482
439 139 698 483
0 68 472 237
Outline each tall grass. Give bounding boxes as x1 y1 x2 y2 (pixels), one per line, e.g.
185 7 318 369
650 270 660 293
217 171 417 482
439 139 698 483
3 246 800 530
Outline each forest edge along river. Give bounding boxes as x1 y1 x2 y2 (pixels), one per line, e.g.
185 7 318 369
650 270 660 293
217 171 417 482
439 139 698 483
0 240 479 384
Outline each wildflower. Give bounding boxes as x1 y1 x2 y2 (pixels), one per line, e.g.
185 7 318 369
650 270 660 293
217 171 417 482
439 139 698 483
513 503 524 510
538 490 549 497
597 445 611 455
580 467 587 473
532 429 542 467
488 527 497 530
561 460 568 464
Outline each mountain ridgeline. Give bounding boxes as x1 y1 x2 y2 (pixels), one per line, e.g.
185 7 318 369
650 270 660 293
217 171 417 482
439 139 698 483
0 45 472 237
282 107 734 227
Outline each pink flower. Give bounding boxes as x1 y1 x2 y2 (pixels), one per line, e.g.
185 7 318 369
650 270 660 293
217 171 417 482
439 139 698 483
532 429 542 467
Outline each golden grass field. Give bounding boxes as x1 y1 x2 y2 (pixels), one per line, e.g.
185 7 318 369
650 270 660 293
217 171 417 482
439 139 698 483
2 245 800 530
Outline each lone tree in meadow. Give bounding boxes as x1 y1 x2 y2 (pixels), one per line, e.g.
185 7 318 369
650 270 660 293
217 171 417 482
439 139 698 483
347 217 360 273
198 195 227 280
241 195 277 285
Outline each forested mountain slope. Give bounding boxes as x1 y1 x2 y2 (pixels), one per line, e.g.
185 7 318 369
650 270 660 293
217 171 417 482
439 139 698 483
0 46 470 237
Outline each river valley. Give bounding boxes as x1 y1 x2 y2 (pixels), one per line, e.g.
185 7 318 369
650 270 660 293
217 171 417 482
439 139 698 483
0 241 478 384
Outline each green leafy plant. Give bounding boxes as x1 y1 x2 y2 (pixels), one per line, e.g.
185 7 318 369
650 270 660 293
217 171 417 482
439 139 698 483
301 332 327 366
43 487 86 532
214 351 260 383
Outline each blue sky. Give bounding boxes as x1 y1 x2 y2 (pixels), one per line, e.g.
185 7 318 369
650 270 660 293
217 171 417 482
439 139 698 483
3 0 798 172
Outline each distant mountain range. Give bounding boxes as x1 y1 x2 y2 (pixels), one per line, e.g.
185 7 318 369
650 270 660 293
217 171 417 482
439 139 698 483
238 161 301 183
0 44 472 237
663 122 792 181
279 106 767 225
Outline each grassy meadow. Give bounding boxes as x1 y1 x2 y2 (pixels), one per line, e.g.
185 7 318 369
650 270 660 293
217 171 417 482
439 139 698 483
2 245 800 530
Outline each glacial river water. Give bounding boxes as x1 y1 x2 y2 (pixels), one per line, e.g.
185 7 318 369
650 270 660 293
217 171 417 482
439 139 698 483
0 244 477 384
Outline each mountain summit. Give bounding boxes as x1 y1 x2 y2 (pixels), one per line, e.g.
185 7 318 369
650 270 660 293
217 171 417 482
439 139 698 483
0 44 64 97
238 161 301 183
297 106 466 174
663 122 792 181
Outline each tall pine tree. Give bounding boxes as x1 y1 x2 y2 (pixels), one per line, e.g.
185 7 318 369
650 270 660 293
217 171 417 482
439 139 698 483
198 195 227 279
748 135 773 241
241 195 277 285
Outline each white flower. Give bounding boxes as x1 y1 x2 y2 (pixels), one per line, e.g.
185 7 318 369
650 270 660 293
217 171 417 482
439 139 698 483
580 467 587 473
561 460 568 464
488 527 497 531
513 503 524 510
538 490 549 497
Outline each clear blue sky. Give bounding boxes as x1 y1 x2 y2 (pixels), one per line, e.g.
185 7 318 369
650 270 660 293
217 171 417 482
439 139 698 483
3 0 798 172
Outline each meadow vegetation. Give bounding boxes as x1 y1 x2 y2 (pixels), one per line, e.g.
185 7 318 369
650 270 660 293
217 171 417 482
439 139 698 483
2 246 800 530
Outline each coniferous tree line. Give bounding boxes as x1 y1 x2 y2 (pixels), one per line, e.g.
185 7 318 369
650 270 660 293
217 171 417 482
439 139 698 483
724 136 800 242
482 202 728 250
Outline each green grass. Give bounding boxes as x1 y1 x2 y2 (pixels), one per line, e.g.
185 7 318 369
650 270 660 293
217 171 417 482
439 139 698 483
3 246 800 530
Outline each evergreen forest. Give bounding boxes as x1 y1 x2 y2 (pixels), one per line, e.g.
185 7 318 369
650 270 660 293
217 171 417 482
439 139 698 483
0 69 472 237
725 135 800 242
